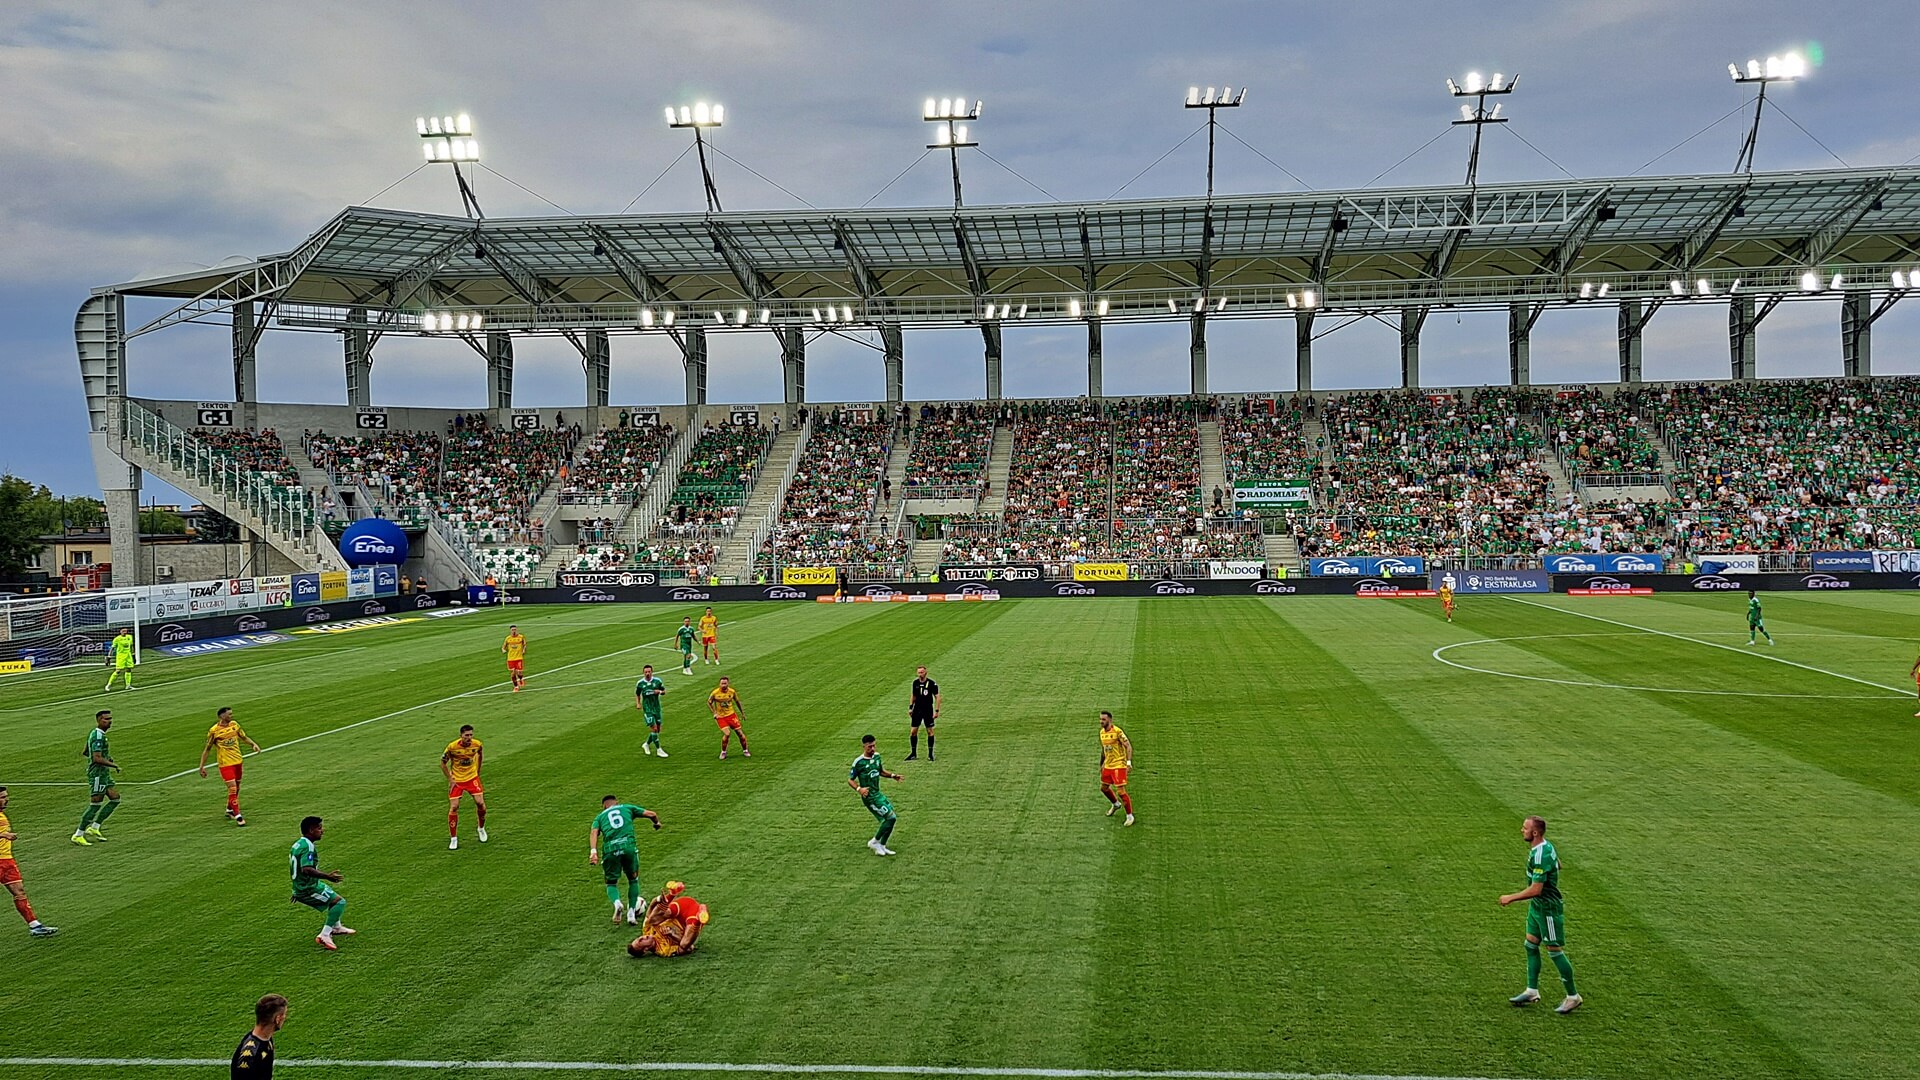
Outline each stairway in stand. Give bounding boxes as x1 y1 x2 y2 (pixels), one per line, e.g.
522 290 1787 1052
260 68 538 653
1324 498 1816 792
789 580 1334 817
909 537 947 578
870 420 914 527
976 425 1014 518
1198 419 1226 506
1263 531 1300 576
714 428 808 581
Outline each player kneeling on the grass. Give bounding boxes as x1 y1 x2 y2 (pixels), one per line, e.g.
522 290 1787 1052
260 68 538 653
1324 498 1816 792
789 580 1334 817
1499 815 1581 1015
849 735 903 855
627 880 709 957
442 725 487 850
1098 711 1134 826
0 787 58 936
199 707 262 827
590 796 661 925
289 816 354 951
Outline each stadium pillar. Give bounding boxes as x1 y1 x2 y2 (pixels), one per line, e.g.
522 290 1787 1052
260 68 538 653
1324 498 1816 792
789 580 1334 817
76 294 145 583
881 324 904 404
344 307 372 408
682 327 708 405
982 322 1003 400
779 326 806 403
584 330 610 407
1728 295 1758 380
1616 301 1645 383
1398 307 1421 388
486 332 514 409
1507 302 1534 386
1189 311 1208 395
1841 292 1872 378
231 300 257 426
1295 312 1313 391
1087 318 1103 398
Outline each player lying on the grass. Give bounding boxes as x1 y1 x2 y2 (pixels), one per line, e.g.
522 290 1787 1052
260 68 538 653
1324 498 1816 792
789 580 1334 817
0 787 58 936
627 880 709 957
199 707 262 827
442 725 487 850
290 815 354 951
1498 814 1581 1015
590 796 662 925
636 664 668 756
73 710 121 846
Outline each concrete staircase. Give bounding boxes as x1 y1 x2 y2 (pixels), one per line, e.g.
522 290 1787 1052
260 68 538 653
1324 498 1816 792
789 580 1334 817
1536 451 1576 504
976 425 1014 518
910 537 947 577
715 427 808 580
1263 531 1301 575
870 422 914 527
1198 420 1226 507
115 426 346 572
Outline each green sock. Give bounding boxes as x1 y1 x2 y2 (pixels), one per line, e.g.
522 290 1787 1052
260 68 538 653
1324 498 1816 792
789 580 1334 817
627 880 642 910
876 815 896 845
605 884 621 906
1550 951 1577 996
326 898 347 927
79 804 99 831
95 799 119 823
1525 942 1542 989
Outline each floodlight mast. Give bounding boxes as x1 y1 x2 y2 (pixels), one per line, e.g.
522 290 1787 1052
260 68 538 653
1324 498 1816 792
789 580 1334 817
923 97 982 208
1183 85 1247 199
1729 52 1807 175
666 103 726 213
417 114 484 218
1444 73 1515 188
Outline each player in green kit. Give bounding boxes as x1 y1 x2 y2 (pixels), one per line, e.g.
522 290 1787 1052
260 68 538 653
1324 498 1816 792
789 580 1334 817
635 664 669 757
590 796 662 925
72 710 121 846
290 815 354 951
849 735 904 856
104 628 136 691
1499 815 1581 1014
676 618 697 676
1746 590 1774 646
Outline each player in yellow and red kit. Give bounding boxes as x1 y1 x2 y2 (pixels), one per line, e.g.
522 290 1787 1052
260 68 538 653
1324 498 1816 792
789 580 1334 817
442 725 487 850
1098 711 1134 826
502 626 528 691
0 787 58 936
198 707 262 826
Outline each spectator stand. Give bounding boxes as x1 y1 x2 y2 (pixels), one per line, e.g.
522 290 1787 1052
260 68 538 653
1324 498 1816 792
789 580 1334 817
755 409 909 581
654 420 776 542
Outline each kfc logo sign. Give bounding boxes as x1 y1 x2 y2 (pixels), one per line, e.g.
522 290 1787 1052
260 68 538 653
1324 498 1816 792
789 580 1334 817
1054 582 1096 596
1252 579 1297 594
157 623 195 644
762 586 808 600
572 589 619 603
1150 580 1196 595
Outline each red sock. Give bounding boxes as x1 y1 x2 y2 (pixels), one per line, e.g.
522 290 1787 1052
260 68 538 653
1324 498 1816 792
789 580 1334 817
1101 788 1117 804
476 805 486 826
227 788 240 815
449 809 459 836
1119 793 1133 813
14 896 34 923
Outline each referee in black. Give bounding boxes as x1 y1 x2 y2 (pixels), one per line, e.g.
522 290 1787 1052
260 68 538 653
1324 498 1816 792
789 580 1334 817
232 994 287 1077
905 665 941 761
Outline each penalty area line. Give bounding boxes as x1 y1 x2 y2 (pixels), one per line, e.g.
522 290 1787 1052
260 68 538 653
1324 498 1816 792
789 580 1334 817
0 1058 1551 1080
1502 596 1913 696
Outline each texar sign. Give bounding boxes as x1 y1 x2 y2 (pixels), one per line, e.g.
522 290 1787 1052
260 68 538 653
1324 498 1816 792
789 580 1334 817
1231 479 1311 509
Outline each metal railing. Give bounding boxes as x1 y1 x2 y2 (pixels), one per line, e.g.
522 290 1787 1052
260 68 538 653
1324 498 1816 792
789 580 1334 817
120 400 325 555
1574 471 1667 490
740 412 814 571
427 511 489 582
633 425 696 539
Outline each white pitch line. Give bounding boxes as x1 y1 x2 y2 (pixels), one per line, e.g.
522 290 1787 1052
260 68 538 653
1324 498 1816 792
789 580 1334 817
1503 596 1915 696
0 648 370 715
0 1058 1549 1080
1431 632 1907 700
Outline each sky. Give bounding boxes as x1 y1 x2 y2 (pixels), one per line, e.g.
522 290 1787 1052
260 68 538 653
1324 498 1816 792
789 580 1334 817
4 0 1920 499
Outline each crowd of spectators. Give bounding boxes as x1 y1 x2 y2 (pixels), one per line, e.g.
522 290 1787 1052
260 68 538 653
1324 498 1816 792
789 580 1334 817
1220 396 1318 484
197 428 302 488
562 425 676 501
1000 400 1112 562
903 402 994 493
1546 388 1663 476
663 423 769 536
305 431 442 509
758 409 909 575
437 427 576 545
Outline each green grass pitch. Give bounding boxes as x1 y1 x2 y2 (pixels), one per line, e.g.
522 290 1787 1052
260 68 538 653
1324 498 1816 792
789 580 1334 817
1 592 1916 1080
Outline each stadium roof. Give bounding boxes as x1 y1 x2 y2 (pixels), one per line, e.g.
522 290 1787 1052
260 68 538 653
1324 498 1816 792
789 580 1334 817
102 166 1920 339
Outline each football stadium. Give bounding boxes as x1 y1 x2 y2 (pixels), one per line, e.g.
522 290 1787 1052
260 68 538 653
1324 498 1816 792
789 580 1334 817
4 8 1920 1080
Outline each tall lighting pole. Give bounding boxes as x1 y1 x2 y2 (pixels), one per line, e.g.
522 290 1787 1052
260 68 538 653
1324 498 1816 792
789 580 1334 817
923 97 981 208
1184 85 1246 198
417 114 483 218
666 102 726 212
1445 72 1515 188
1729 52 1807 175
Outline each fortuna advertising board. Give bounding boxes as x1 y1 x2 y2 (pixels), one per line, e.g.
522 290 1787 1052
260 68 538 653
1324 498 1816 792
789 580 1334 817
780 567 839 586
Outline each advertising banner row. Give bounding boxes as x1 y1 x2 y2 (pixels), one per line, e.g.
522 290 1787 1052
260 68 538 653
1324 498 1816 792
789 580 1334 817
133 565 401 622
139 589 464 649
1539 553 1666 574
1307 556 1427 578
1810 550 1920 573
